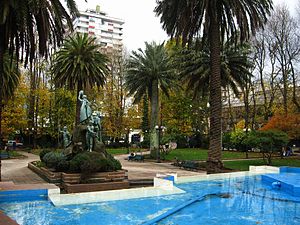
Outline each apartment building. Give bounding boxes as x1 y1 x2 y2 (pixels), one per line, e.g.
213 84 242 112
73 6 124 51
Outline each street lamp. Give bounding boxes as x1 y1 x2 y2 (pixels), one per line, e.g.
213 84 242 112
155 125 166 163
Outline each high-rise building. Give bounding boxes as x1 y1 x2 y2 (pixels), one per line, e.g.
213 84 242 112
73 6 124 51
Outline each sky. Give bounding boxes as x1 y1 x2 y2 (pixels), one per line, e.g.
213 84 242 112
76 0 168 52
76 0 297 52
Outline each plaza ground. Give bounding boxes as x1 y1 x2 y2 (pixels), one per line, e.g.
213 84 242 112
0 151 202 191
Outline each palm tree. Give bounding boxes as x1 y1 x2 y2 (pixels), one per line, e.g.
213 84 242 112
0 0 78 139
51 33 109 124
155 0 273 172
177 40 253 99
2 53 21 101
0 53 21 126
125 42 174 157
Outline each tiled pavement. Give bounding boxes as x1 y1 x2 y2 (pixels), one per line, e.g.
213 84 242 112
114 153 203 180
0 152 57 190
0 151 204 190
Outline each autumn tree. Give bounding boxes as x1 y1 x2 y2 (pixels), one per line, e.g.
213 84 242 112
2 76 28 140
261 113 300 140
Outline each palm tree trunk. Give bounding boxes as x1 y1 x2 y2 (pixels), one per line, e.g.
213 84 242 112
207 12 223 173
0 44 4 182
150 79 159 158
0 45 3 146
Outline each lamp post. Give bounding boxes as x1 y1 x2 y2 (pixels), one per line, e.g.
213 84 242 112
155 125 165 163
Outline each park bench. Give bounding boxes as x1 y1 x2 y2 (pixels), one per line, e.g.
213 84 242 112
128 154 144 162
175 160 199 171
0 152 10 159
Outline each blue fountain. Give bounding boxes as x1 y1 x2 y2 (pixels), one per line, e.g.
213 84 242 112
262 167 300 197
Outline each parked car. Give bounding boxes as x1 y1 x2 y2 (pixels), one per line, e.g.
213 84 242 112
7 140 23 147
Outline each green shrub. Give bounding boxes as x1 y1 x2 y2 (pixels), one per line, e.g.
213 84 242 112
69 153 90 172
40 149 52 162
56 160 70 172
43 152 66 169
80 158 109 174
110 157 122 170
34 161 45 168
69 152 122 173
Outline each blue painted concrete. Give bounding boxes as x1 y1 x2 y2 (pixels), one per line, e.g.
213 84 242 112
262 167 300 197
142 195 208 225
163 175 175 183
0 189 48 203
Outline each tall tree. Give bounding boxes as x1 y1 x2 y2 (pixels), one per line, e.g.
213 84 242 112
101 48 127 141
0 53 21 140
51 33 109 124
0 0 78 140
267 5 300 114
155 0 273 172
125 42 174 157
176 40 252 99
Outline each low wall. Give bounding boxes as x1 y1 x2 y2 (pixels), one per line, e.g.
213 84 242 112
62 170 128 184
29 161 129 193
28 162 62 183
63 181 130 193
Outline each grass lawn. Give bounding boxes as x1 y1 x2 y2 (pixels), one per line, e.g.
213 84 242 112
30 148 143 156
0 150 24 158
107 148 146 155
164 148 263 161
224 157 300 171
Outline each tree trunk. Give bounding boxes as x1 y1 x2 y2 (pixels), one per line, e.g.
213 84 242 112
290 62 300 112
0 46 4 146
28 61 36 148
206 12 223 173
150 79 159 158
0 44 3 181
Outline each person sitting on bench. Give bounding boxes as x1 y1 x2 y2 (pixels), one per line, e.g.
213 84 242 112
128 152 135 160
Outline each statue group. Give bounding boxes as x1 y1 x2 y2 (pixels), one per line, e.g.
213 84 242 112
61 90 104 154
78 90 103 152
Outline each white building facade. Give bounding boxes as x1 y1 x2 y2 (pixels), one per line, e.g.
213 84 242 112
73 7 124 50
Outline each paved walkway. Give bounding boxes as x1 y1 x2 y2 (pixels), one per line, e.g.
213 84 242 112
115 154 203 180
0 152 57 190
0 151 203 190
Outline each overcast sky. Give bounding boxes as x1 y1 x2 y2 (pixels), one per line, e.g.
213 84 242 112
76 0 297 52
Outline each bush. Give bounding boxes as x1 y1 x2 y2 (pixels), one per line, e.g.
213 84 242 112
69 153 90 172
107 156 122 171
69 152 122 174
40 149 52 162
43 152 66 169
56 160 70 172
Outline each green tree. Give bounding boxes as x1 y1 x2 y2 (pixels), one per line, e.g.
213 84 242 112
125 42 174 157
51 33 109 124
0 0 78 140
155 0 273 172
2 53 21 101
2 75 26 140
0 53 21 142
177 40 252 99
